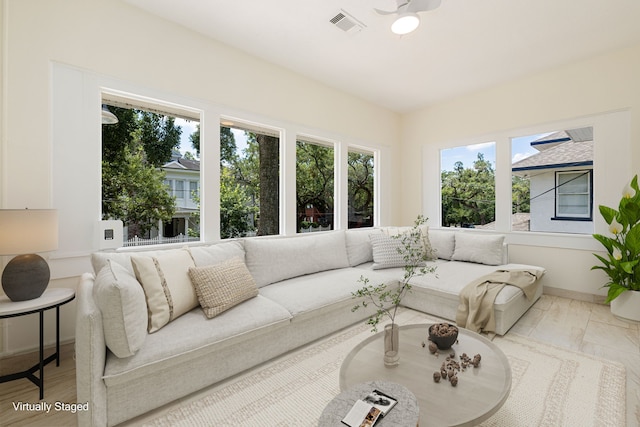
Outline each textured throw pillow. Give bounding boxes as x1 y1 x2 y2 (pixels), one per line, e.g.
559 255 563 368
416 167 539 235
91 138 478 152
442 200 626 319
131 249 198 332
188 257 259 318
93 259 147 358
451 233 505 265
370 233 426 270
381 225 436 261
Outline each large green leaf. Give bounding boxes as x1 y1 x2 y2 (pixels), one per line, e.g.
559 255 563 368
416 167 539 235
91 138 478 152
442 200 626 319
598 205 617 225
620 200 640 227
620 260 639 274
625 223 640 255
593 234 615 253
606 284 629 303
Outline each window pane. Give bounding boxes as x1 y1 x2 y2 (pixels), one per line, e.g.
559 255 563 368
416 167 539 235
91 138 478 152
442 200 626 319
348 150 374 228
101 103 200 247
558 194 589 215
296 140 334 232
558 173 588 193
220 123 280 238
440 142 496 228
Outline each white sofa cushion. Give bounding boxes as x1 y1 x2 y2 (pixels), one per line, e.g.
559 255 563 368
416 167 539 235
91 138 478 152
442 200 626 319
259 267 393 318
188 241 245 266
93 259 147 358
345 228 383 266
102 295 293 386
452 233 505 265
188 257 259 318
244 230 350 287
428 229 456 260
131 249 198 332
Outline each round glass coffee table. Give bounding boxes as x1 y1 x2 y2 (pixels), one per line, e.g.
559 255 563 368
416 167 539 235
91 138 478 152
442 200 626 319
340 324 511 427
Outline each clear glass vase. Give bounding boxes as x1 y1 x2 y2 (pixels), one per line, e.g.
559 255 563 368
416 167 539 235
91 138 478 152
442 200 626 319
383 323 400 367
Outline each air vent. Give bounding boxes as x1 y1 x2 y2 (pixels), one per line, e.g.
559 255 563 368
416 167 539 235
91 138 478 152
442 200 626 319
330 9 365 34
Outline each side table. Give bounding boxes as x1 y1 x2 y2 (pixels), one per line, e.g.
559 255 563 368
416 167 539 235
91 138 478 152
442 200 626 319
0 288 75 400
318 380 419 427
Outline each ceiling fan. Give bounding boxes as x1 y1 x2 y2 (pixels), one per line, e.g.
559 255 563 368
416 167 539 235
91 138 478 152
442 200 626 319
375 0 442 35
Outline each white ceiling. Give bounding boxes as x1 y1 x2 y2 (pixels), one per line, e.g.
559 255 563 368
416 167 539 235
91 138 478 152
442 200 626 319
125 0 640 113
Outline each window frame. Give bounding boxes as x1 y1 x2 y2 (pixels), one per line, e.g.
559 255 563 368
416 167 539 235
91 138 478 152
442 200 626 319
553 170 593 221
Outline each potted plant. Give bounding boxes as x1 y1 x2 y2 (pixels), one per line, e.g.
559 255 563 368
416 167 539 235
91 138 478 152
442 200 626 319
592 174 640 321
352 215 436 366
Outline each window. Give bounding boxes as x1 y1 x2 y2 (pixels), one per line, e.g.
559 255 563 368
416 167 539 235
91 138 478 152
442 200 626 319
556 171 591 218
440 142 496 228
189 181 199 202
101 99 200 246
220 121 280 238
296 138 335 232
511 127 593 234
348 149 375 228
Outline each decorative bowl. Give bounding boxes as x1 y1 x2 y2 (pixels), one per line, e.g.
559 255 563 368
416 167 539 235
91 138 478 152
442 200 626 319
428 323 459 350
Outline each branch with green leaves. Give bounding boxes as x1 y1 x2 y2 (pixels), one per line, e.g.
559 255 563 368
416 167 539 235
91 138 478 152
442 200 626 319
352 215 437 332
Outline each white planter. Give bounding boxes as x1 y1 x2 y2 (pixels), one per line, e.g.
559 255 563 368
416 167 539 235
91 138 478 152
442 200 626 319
610 290 640 322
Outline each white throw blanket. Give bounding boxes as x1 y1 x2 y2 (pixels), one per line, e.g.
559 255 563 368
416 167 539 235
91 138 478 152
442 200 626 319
456 269 540 333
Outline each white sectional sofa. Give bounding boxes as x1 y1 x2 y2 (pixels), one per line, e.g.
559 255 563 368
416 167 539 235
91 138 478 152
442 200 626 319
75 227 545 426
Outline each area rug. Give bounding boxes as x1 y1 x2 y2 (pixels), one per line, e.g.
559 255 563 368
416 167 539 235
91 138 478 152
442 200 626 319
144 310 626 427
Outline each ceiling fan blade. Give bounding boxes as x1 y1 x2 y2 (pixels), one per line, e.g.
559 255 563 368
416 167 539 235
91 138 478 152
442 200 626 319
374 8 400 15
374 0 409 15
407 0 442 13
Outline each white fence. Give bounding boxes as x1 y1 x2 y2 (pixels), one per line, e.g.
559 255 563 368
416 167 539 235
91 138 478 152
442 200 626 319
124 234 200 247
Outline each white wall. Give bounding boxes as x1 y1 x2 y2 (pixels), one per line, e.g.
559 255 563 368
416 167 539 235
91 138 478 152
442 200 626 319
0 0 400 355
402 44 640 300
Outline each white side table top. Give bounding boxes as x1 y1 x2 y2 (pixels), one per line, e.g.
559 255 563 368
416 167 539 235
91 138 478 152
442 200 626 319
0 288 75 317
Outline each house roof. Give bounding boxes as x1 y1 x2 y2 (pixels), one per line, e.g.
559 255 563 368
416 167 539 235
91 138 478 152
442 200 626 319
162 157 200 171
512 129 593 173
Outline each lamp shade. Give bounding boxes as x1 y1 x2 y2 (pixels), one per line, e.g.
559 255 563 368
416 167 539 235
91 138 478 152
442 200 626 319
0 209 58 255
391 13 420 35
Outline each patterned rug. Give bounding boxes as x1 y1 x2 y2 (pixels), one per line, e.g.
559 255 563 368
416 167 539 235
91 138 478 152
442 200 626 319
144 309 626 427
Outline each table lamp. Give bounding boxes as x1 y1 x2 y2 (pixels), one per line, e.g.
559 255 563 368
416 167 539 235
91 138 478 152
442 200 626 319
0 209 58 301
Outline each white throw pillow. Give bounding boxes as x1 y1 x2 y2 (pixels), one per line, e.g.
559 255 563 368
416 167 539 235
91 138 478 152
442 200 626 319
131 249 198 332
452 233 505 265
428 229 456 260
188 240 245 266
345 228 383 266
93 259 147 358
188 257 259 318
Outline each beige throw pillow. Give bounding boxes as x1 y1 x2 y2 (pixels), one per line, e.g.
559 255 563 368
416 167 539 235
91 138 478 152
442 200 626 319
188 257 259 319
131 249 198 332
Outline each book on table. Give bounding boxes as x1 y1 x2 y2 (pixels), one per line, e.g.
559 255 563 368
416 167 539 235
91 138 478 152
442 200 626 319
341 389 398 427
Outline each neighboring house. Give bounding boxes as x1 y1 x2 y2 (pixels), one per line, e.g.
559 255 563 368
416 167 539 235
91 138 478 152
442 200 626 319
161 150 200 238
512 127 593 234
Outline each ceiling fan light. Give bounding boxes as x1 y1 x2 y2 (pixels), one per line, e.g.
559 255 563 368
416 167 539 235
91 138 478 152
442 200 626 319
391 13 420 35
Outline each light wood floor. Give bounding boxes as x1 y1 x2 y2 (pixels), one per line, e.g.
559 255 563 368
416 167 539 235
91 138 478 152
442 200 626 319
1 294 639 427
